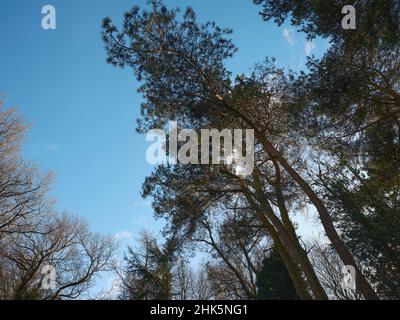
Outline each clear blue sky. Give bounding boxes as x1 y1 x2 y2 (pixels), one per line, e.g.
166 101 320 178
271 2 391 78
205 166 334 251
0 0 328 294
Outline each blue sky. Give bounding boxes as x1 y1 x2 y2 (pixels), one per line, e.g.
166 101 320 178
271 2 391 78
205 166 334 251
0 0 329 294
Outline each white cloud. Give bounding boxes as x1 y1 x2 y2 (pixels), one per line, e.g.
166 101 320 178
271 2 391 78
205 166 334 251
282 27 294 45
132 200 151 209
45 143 57 151
304 40 316 56
114 230 133 242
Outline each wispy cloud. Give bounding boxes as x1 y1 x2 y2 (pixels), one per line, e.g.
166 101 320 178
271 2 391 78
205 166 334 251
45 143 58 151
282 27 294 45
114 230 133 242
132 200 151 209
304 40 316 56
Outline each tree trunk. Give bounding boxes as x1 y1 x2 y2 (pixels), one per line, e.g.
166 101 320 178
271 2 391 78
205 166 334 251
257 213 313 299
256 133 379 300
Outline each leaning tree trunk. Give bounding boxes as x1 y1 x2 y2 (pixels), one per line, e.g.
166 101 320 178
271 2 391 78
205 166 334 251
256 133 379 300
217 99 378 299
256 211 313 299
251 170 329 299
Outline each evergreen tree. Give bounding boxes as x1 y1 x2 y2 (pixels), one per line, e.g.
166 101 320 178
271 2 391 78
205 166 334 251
256 248 298 300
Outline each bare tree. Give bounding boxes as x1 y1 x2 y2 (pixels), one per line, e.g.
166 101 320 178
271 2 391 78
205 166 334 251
172 260 213 300
192 266 214 300
0 102 117 299
172 259 194 300
309 239 362 300
0 212 117 299
0 103 53 238
195 209 269 300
